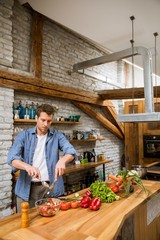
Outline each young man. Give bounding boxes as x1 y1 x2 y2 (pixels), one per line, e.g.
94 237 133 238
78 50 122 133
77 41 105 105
8 104 77 212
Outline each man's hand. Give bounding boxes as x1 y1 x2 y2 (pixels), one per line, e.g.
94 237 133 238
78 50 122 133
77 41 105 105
12 159 41 180
55 154 74 181
55 159 65 181
25 165 41 180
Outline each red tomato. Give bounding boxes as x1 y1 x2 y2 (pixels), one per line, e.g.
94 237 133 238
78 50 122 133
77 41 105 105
70 200 79 208
109 183 119 193
109 183 116 188
60 201 70 210
112 186 119 193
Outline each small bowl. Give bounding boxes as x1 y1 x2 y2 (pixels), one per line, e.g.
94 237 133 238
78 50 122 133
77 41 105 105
35 198 61 217
75 115 81 121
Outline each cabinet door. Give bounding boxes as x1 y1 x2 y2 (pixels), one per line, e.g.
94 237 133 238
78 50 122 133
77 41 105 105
146 98 160 134
124 100 144 168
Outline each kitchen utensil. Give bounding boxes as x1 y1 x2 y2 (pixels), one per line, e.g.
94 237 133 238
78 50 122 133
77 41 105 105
131 165 147 178
42 180 56 190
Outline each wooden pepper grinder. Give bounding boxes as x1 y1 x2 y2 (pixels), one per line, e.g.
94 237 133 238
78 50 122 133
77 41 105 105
21 202 29 228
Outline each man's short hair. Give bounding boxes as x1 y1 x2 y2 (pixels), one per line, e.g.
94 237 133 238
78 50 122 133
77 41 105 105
36 104 55 117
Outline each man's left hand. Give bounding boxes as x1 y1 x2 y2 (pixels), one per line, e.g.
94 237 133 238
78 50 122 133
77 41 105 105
55 159 65 181
55 154 74 181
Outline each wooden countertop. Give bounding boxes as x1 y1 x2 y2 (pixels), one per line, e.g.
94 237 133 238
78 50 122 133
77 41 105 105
64 159 113 174
0 180 160 240
146 162 160 174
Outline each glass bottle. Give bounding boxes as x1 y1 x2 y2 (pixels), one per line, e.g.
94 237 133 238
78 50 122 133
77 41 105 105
17 101 24 119
99 170 103 182
29 102 35 119
12 103 16 118
91 149 95 162
24 102 29 115
34 103 39 117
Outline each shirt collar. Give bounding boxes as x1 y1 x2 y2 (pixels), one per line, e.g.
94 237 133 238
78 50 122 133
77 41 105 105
31 126 55 135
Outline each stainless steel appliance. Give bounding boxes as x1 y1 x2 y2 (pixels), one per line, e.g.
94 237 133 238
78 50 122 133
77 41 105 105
143 135 160 158
132 165 147 178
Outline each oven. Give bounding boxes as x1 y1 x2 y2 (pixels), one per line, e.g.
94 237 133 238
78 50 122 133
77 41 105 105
143 135 160 158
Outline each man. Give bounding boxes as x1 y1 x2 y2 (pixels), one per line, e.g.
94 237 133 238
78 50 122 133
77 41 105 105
8 104 77 212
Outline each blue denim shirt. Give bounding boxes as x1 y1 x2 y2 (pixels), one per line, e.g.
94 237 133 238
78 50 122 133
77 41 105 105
7 127 77 201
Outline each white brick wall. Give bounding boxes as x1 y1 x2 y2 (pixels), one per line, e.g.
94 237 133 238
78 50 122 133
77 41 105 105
0 0 13 67
12 0 32 72
0 86 14 218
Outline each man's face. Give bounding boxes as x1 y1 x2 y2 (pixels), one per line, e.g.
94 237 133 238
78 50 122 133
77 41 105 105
36 112 53 135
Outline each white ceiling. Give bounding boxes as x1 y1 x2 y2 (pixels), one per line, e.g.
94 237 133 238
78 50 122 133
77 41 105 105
19 0 160 76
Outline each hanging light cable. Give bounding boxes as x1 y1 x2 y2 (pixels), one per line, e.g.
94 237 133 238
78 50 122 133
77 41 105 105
153 32 158 112
130 15 135 113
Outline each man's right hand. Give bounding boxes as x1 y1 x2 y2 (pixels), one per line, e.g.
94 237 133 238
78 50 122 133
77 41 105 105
12 159 41 180
25 165 41 180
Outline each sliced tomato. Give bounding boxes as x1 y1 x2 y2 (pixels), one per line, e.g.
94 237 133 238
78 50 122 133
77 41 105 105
47 209 55 215
40 204 49 212
48 199 55 205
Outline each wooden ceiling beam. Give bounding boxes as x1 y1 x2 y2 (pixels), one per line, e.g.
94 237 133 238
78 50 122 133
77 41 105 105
0 70 112 106
102 102 124 136
72 101 124 140
30 11 43 79
97 86 160 100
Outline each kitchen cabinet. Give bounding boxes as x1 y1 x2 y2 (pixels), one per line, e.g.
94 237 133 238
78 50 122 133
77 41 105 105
125 99 160 168
0 180 160 240
124 100 144 168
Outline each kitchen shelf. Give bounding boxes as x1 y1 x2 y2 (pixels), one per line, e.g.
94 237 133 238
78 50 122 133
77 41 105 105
69 138 105 143
14 119 82 124
64 159 113 174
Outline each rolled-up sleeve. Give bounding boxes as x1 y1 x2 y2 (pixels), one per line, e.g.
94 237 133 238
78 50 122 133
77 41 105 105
58 131 77 160
7 131 25 172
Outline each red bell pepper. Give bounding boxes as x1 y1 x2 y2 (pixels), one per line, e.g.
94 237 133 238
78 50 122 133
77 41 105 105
85 189 92 197
89 197 101 211
80 196 91 208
